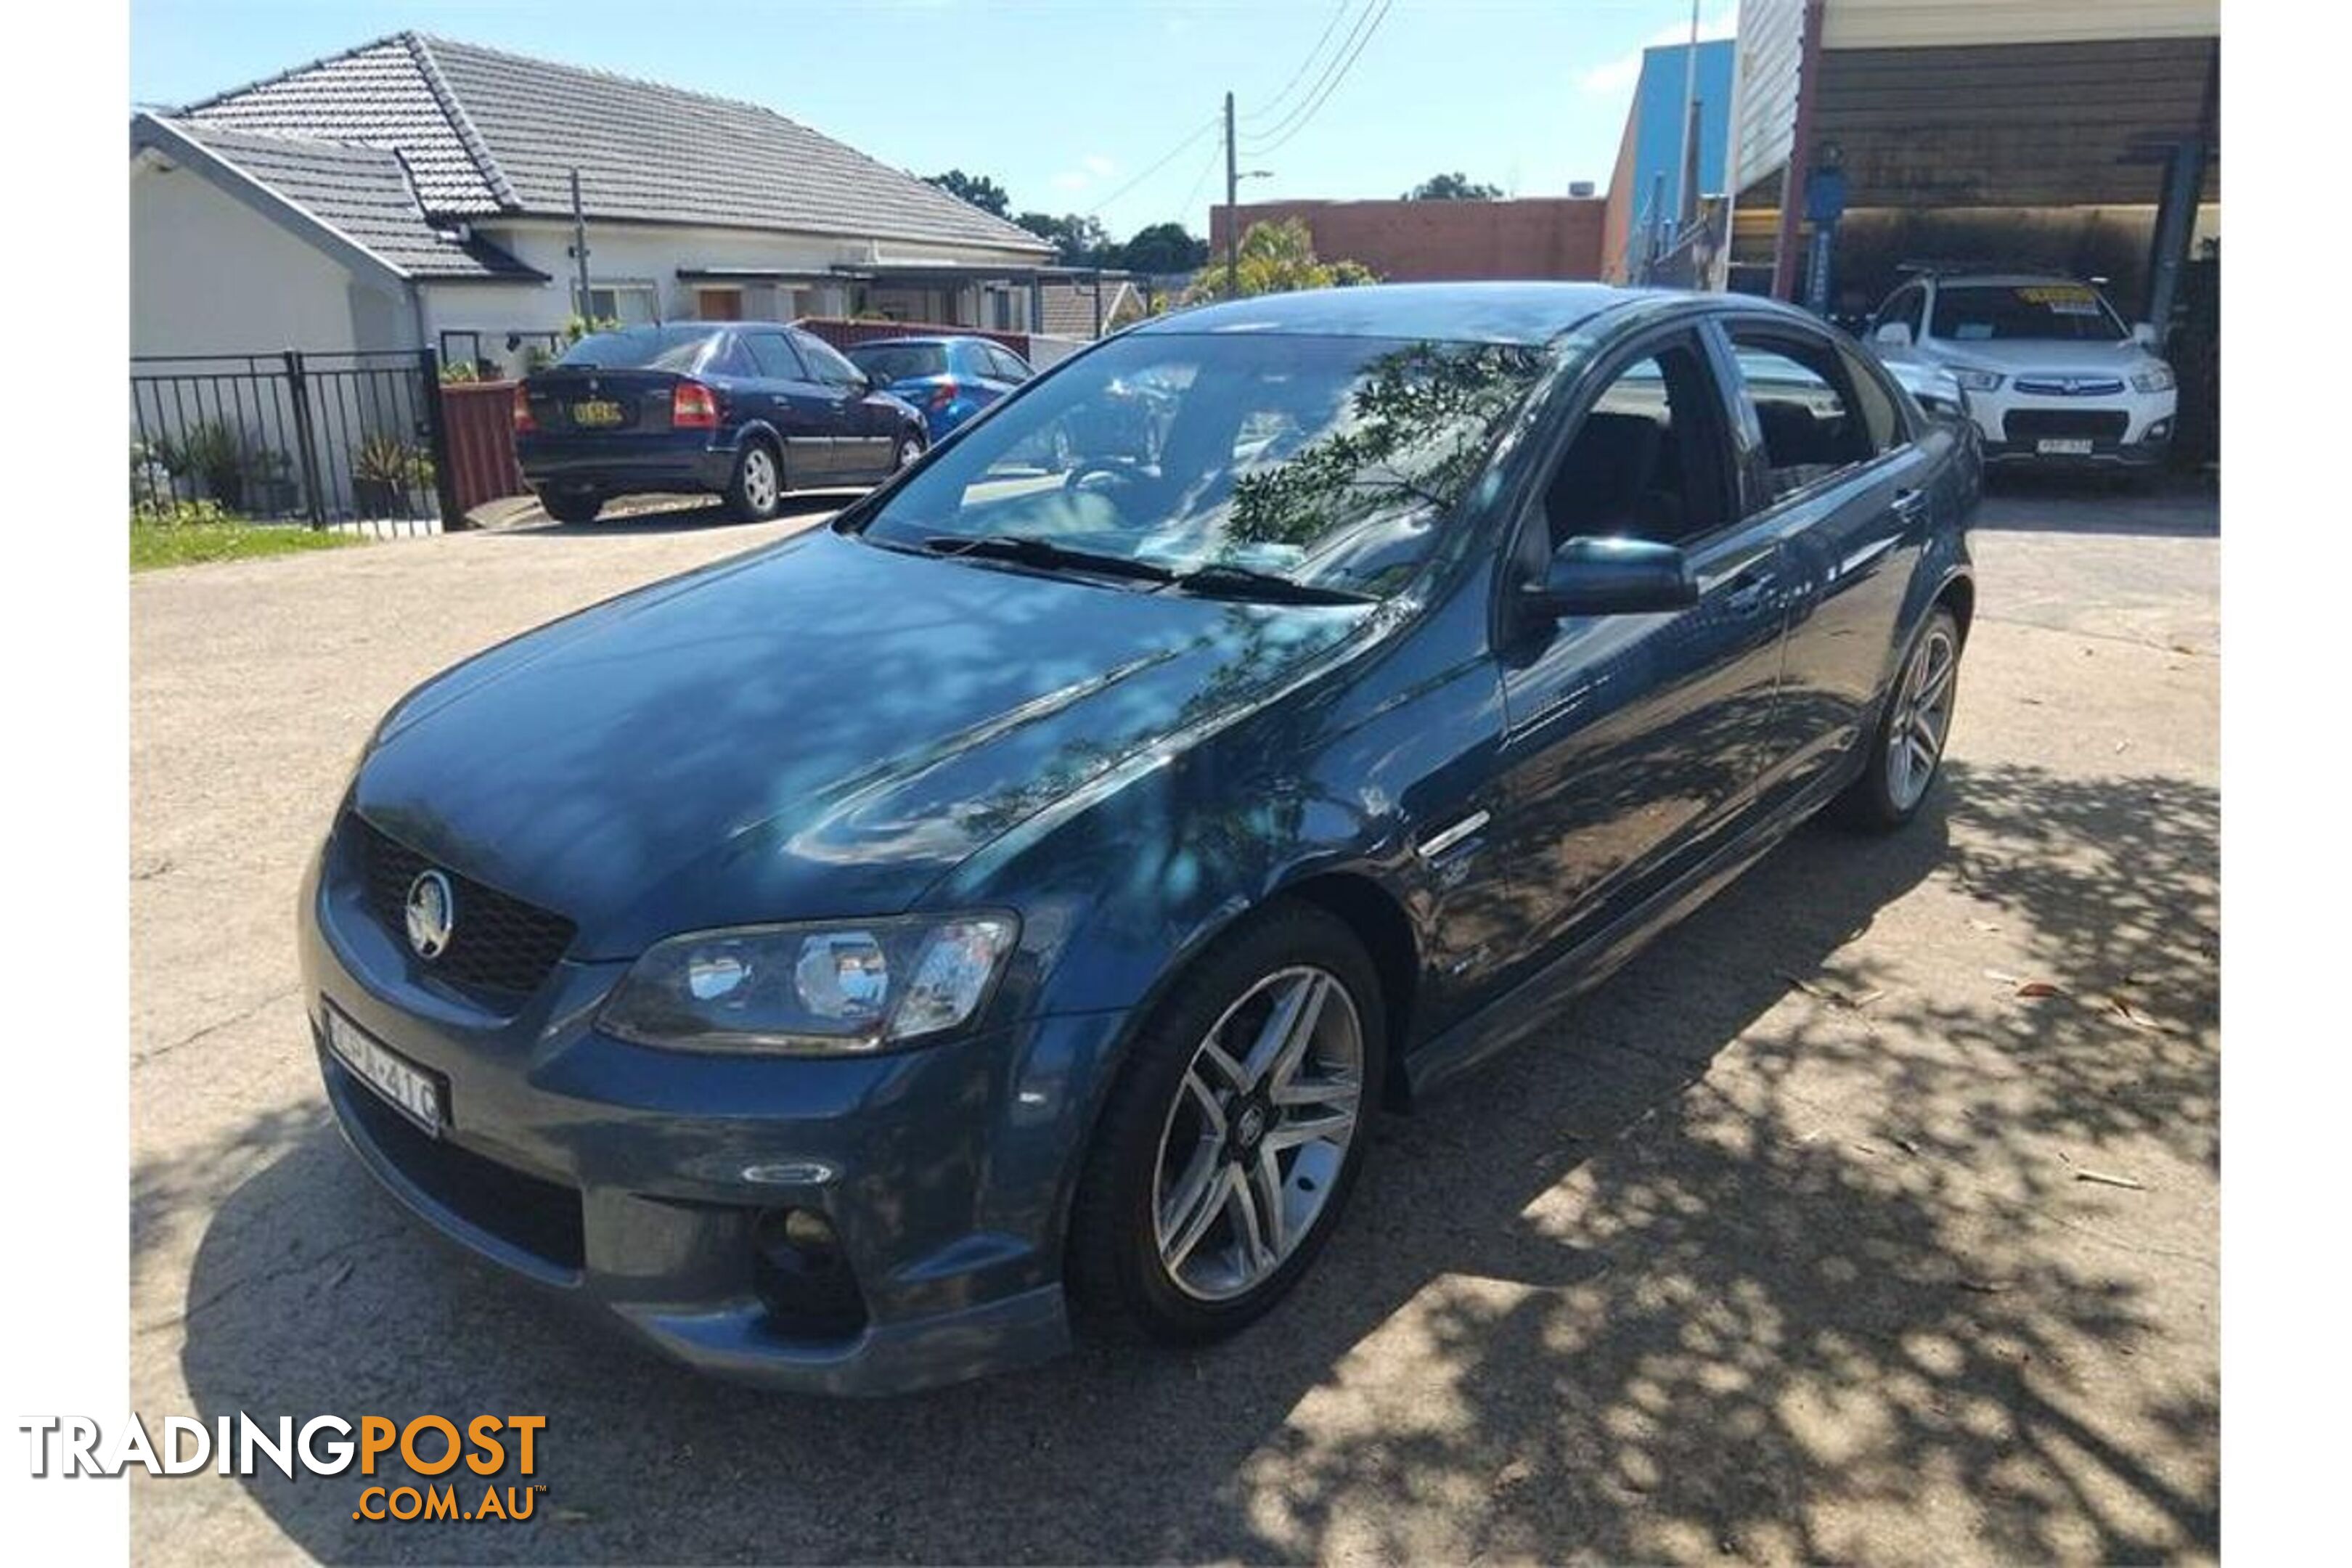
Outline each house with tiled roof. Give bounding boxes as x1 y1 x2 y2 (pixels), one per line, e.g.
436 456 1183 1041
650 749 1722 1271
130 32 1063 372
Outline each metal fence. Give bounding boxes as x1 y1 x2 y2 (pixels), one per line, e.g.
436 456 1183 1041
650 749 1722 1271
129 349 460 537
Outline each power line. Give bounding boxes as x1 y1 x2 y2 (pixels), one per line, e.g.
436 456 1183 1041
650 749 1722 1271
1244 0 1393 158
1082 115 1221 219
1172 136 1224 232
1241 0 1382 150
1242 0 1355 125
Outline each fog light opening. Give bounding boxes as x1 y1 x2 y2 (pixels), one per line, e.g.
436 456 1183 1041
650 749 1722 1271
751 1206 867 1340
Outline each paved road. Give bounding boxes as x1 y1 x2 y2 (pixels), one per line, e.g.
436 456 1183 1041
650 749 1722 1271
129 483 2218 1565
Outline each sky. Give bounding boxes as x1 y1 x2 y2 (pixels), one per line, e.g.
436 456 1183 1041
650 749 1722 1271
129 0 1735 242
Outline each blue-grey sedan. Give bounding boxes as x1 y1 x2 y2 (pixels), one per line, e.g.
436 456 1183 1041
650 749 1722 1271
302 282 1978 1394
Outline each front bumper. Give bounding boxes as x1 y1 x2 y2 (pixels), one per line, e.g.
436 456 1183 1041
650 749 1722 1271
298 838 1128 1395
1968 385 2176 469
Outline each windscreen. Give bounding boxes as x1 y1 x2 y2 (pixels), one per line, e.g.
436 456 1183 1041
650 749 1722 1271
1930 284 2126 343
856 331 1549 598
848 344 950 381
555 326 721 370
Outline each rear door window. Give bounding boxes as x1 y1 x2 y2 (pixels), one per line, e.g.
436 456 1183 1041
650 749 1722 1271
1725 331 1885 505
746 332 807 381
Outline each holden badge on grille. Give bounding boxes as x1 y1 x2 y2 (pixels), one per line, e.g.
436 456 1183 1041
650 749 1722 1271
404 870 455 960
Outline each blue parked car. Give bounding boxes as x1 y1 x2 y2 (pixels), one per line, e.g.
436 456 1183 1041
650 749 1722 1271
841 334 1034 443
304 283 1977 1394
515 323 929 523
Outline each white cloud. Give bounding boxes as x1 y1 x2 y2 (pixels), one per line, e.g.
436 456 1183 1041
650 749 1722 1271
1051 153 1117 194
1577 5 1737 97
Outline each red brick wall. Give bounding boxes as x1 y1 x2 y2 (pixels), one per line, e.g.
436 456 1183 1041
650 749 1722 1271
1209 197 1609 282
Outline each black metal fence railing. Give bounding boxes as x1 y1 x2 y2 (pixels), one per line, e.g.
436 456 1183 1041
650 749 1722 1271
129 348 460 537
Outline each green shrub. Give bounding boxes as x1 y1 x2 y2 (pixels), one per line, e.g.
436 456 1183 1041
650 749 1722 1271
131 497 236 529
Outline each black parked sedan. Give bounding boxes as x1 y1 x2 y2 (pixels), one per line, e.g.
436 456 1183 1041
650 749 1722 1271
308 283 1977 1395
514 323 929 523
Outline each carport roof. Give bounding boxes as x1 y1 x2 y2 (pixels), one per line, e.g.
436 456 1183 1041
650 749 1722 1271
173 31 1054 257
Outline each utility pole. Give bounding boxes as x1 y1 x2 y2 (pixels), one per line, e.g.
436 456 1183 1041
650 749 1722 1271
1672 0 1699 230
1223 91 1238 295
569 168 592 324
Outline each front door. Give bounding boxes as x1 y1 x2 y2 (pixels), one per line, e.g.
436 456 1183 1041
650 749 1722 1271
1487 330 1794 968
695 288 743 322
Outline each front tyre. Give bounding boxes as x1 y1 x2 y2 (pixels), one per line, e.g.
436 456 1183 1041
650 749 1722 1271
1836 604 1961 830
1067 901 1384 1344
724 439 783 522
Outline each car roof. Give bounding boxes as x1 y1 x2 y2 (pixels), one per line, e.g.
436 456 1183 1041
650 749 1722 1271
1131 281 1833 346
1135 282 1646 346
842 335 976 348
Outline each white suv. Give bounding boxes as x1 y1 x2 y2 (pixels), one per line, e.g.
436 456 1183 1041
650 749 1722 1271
1867 271 2176 474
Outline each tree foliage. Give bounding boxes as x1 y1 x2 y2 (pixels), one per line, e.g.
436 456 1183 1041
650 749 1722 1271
1119 221 1211 274
926 168 1010 217
1014 211 1114 266
1402 171 1505 201
1183 218 1379 303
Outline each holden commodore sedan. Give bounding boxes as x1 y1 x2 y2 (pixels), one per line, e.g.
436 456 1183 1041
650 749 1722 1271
302 283 1977 1394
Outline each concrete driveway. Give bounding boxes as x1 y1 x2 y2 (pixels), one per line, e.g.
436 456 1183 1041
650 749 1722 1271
129 482 2218 1565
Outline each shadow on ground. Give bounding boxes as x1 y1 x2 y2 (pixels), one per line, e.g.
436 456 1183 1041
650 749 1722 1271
505 491 849 539
154 759 2217 1563
1976 471 2218 539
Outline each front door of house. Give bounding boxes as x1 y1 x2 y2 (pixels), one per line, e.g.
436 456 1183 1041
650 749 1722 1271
696 288 743 322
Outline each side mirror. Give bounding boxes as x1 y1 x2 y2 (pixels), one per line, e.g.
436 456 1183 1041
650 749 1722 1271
2131 321 2160 348
1525 536 1697 619
1872 321 1914 348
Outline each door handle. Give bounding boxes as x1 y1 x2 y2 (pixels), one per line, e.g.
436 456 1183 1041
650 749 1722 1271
1892 486 1930 522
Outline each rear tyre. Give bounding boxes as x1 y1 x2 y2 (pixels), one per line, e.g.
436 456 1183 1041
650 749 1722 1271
724 440 784 522
1834 605 1961 831
1066 900 1384 1345
541 489 603 525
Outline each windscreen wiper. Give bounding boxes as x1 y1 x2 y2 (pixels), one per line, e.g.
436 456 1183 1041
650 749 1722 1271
923 534 1174 586
1167 563 1378 605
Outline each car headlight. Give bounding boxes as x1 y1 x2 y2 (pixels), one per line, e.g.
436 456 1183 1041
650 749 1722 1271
600 913 1019 1054
2133 364 2177 393
1949 367 2004 393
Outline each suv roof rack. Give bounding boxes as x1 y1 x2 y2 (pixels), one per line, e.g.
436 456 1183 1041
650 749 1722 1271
1893 258 2011 278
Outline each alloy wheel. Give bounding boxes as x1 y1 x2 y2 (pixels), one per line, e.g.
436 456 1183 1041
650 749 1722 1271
742 446 779 511
896 436 922 470
1150 966 1365 1302
1886 622 1958 810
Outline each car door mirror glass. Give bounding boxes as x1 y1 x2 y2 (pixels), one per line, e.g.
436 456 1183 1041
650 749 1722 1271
1872 322 1913 348
1529 536 1696 618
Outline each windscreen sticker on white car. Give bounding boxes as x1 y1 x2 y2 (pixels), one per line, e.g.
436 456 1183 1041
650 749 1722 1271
2014 285 2103 316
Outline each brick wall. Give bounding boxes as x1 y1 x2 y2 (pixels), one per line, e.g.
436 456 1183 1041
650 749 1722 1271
1209 197 1609 283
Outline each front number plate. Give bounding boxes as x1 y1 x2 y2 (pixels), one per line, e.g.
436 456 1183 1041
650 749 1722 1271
325 1007 446 1135
571 399 625 428
2036 438 2094 455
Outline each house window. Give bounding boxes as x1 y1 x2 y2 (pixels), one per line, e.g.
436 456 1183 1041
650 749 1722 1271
587 284 658 325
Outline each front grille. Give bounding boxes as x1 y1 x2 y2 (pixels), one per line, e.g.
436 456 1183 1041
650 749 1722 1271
2014 377 2126 397
347 814 576 1000
2004 409 2130 443
334 1060 586 1272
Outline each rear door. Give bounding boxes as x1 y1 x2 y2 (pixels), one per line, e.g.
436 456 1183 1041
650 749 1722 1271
744 330 838 481
792 331 894 479
1707 316 1928 809
1485 324 1793 966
